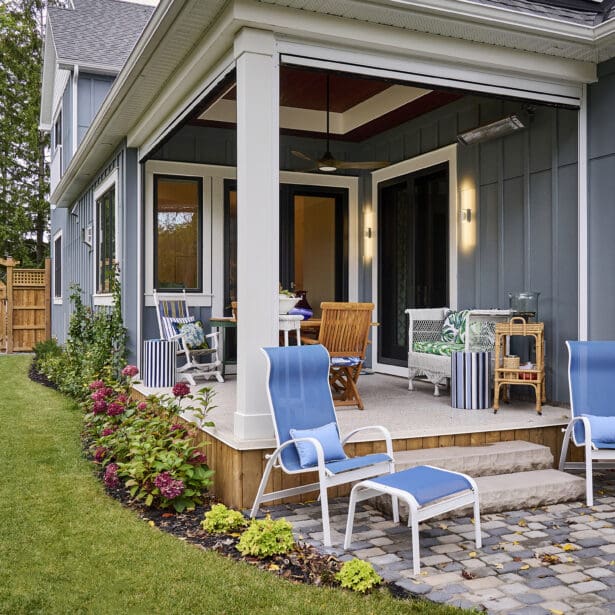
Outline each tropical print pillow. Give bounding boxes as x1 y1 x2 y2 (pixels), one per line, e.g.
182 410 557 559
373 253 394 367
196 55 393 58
440 310 470 344
413 341 465 356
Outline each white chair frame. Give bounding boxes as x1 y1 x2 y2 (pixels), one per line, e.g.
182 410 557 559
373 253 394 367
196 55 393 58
152 290 223 385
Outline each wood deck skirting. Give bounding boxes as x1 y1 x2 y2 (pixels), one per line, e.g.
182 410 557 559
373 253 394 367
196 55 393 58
185 424 581 509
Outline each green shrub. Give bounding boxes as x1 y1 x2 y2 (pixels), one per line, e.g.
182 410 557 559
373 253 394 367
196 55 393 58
33 338 63 368
202 504 247 533
335 559 382 593
237 516 295 557
36 268 127 399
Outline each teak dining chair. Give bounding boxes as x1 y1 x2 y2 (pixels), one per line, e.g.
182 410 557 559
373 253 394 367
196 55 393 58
304 302 374 410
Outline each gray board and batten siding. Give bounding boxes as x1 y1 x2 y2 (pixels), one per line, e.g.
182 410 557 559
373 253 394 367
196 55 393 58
50 145 141 365
148 94 578 402
588 58 615 343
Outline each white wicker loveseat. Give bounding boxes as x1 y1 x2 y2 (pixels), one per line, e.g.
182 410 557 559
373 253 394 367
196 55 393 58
405 308 512 396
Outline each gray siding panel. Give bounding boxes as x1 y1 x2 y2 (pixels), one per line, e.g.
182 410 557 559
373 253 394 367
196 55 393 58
77 74 114 144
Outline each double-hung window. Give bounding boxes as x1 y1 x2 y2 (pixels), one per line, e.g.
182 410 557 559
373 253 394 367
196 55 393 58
154 175 202 291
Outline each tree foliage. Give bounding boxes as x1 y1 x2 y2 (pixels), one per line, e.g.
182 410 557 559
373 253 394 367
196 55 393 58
0 0 49 266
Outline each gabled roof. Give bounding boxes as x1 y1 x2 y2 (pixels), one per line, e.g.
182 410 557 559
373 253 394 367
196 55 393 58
468 0 615 26
47 0 154 71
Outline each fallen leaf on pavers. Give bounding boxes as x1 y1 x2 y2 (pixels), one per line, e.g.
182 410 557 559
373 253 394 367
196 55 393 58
518 519 528 527
494 563 503 570
540 554 562 565
462 570 476 580
549 610 564 615
468 552 477 558
567 557 574 563
520 564 530 570
471 519 475 524
562 543 580 551
439 523 448 530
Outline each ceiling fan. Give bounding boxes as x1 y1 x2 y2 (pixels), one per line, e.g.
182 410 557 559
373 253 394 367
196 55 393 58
291 74 390 173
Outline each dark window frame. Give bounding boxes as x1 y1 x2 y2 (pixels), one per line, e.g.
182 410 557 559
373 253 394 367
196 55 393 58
153 174 203 293
54 110 62 151
53 234 62 299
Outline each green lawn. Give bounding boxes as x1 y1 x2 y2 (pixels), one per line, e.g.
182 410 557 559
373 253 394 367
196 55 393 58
0 355 468 615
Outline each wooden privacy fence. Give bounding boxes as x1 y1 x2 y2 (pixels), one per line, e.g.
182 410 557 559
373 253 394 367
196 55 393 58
0 257 51 353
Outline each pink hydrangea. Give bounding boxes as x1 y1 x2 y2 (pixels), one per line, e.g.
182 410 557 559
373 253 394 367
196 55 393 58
89 380 105 391
121 365 139 378
103 387 115 397
91 390 106 402
116 393 128 404
92 400 108 415
94 447 107 462
137 401 148 411
172 382 190 398
154 471 185 500
106 402 125 416
100 427 116 437
189 450 207 465
104 463 120 488
170 423 185 433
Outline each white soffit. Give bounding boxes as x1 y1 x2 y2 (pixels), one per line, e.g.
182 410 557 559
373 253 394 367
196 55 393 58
198 84 431 133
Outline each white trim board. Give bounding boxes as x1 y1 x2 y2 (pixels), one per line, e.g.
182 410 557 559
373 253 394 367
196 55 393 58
371 144 458 378
92 169 119 307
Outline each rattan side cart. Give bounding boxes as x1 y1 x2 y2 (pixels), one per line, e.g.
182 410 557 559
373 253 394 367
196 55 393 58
493 317 546 415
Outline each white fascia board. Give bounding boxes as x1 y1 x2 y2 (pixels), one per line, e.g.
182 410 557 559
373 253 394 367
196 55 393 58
374 0 596 40
40 22 58 128
234 1 595 85
57 61 119 77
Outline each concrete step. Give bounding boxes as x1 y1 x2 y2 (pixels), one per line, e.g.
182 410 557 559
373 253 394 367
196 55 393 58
393 440 553 478
375 469 586 520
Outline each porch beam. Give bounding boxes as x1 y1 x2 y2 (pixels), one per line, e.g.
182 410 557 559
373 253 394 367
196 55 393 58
233 28 279 441
578 83 588 341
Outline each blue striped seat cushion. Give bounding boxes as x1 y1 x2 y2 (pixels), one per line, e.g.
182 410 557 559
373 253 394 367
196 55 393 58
331 356 361 367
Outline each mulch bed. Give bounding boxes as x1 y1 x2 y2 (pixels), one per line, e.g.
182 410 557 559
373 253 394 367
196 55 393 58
28 361 58 390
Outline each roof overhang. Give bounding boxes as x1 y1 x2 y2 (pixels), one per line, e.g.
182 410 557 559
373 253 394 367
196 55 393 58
51 0 603 208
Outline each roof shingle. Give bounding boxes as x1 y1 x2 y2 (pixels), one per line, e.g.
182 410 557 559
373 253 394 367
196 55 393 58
48 0 154 70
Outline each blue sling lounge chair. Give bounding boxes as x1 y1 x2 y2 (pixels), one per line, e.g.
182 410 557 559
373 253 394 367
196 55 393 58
559 341 615 505
251 344 398 547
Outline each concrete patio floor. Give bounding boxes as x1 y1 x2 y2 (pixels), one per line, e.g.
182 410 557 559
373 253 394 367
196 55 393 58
265 471 615 614
136 372 571 449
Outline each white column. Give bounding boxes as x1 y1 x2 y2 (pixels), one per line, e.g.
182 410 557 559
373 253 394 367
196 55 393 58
233 29 279 440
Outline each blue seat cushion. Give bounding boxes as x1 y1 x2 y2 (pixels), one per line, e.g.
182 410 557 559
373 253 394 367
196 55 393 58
325 453 392 475
580 414 615 446
289 421 347 468
369 466 472 506
331 356 362 367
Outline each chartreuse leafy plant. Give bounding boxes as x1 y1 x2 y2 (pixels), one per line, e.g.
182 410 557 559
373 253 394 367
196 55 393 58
237 516 295 557
336 559 382 593
202 504 247 533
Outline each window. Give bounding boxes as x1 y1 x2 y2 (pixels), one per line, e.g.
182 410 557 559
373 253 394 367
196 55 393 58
96 186 116 294
53 232 62 301
54 111 62 151
154 175 202 291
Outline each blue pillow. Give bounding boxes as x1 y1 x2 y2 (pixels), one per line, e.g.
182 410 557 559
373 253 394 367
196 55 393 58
172 320 209 350
581 414 615 443
289 422 347 468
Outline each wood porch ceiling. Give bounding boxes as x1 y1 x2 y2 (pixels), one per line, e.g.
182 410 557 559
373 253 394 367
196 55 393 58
192 66 463 142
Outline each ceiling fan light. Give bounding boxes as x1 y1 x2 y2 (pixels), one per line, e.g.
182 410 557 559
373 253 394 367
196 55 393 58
318 163 337 172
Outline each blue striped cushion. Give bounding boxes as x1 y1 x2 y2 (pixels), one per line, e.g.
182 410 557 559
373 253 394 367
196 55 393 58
161 316 194 347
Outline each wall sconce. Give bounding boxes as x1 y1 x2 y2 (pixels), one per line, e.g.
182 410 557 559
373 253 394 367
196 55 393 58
365 227 373 239
459 208 472 223
457 114 526 145
82 224 93 247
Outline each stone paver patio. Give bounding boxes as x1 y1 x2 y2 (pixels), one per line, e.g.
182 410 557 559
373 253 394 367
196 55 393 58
264 472 615 614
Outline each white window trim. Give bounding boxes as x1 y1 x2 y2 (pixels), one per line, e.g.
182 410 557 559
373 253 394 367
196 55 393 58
93 169 119 306
144 160 218 307
53 230 63 305
371 144 458 378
